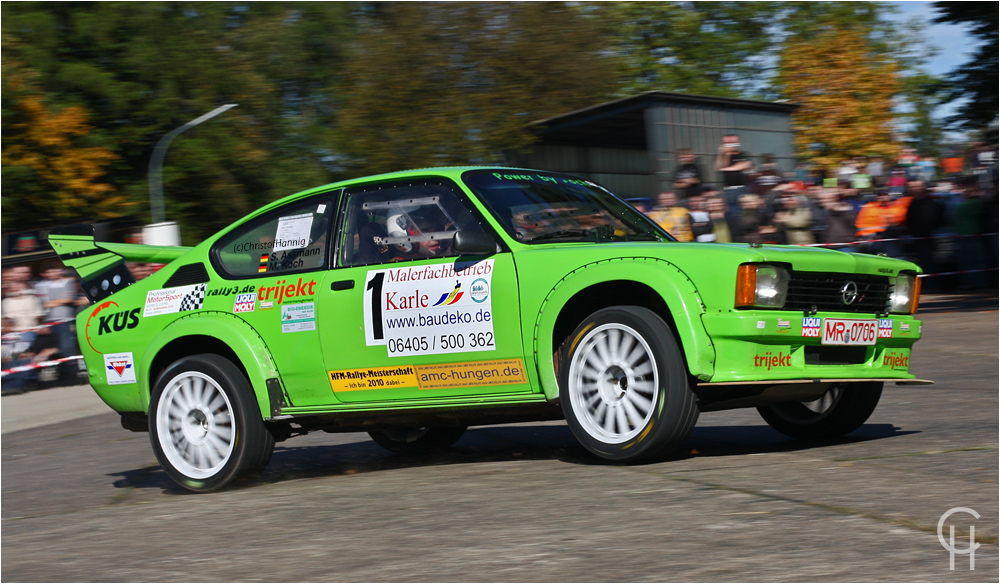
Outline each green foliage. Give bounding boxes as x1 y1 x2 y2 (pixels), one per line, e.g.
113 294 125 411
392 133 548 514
932 2 999 131
2 2 352 242
334 3 621 176
1 1 958 242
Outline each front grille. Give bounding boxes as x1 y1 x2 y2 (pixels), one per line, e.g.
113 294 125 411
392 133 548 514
804 346 869 365
785 272 890 314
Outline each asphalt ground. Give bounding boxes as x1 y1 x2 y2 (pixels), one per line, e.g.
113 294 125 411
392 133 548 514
1 292 997 582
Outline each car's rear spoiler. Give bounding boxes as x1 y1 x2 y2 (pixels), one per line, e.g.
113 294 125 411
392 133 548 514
47 225 191 303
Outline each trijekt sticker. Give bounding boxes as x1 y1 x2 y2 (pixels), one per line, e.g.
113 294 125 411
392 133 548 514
281 302 315 333
363 260 495 357
104 352 136 385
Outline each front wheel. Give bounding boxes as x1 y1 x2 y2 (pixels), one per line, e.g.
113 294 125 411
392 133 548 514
559 306 699 461
149 354 275 492
757 381 883 440
368 426 467 454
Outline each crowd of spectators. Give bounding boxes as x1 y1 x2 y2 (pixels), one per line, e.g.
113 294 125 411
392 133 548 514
641 136 999 290
0 261 160 392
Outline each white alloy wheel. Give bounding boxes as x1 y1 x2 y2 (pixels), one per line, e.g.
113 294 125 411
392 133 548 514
568 323 658 444
156 371 235 480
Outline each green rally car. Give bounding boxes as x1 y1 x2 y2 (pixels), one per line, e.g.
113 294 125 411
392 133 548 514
49 167 928 492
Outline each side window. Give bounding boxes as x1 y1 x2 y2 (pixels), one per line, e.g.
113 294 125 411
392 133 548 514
215 198 333 278
339 182 486 267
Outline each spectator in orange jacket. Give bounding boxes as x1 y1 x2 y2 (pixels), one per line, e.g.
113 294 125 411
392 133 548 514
856 190 907 257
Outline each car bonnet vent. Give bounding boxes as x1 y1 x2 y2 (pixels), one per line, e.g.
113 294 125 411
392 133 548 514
163 263 210 287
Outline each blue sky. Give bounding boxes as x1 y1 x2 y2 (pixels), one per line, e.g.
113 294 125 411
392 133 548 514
893 1 979 75
892 1 984 135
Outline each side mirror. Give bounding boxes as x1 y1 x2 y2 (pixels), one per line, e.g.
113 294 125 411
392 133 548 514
452 231 497 255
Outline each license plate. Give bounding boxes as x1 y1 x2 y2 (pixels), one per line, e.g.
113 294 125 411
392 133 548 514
821 318 877 345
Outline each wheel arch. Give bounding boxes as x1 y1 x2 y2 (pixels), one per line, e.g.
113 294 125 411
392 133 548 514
533 258 715 401
139 312 281 419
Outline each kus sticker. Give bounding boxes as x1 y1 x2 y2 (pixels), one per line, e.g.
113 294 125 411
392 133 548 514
84 301 140 354
801 317 821 337
104 352 137 385
776 319 791 334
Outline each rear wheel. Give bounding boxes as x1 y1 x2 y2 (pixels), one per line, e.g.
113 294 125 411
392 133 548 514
368 426 467 454
149 354 275 492
757 381 883 439
559 306 699 461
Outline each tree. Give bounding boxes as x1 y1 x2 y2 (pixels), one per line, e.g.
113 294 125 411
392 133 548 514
602 2 902 101
777 25 901 169
2 2 353 242
1 58 127 227
334 3 621 175
932 2 998 131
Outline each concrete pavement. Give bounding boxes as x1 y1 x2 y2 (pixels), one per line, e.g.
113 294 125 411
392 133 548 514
1 384 111 434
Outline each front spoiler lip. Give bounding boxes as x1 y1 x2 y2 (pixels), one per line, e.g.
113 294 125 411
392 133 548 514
696 378 934 387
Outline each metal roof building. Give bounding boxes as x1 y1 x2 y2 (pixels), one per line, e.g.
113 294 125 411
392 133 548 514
505 91 798 199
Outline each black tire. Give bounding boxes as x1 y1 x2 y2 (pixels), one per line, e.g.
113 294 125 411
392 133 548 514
757 381 883 440
559 306 699 461
149 354 275 492
368 426 467 454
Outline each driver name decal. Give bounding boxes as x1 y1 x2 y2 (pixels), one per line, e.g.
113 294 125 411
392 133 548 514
363 260 495 357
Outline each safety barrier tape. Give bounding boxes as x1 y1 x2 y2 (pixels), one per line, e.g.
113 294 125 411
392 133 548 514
800 232 998 248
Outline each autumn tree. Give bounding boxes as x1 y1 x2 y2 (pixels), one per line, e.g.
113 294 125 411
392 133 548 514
2 3 352 241
1 59 127 227
334 3 621 175
777 26 901 170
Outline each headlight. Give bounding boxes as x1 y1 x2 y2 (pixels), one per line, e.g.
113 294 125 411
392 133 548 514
735 264 789 308
888 273 921 314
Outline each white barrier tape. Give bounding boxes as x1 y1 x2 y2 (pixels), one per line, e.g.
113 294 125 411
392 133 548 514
801 232 998 248
918 268 999 278
0 355 83 377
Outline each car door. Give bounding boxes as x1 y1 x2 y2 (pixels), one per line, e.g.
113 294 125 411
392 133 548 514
316 178 531 405
209 194 337 407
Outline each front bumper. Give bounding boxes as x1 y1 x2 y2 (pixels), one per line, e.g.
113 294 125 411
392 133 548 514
700 310 922 383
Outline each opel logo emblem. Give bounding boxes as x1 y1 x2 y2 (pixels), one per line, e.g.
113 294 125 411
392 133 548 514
841 281 859 305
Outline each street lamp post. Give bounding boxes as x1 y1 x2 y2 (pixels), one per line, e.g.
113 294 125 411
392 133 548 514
147 103 239 225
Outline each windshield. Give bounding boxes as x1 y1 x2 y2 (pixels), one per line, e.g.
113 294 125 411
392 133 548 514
462 170 671 244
